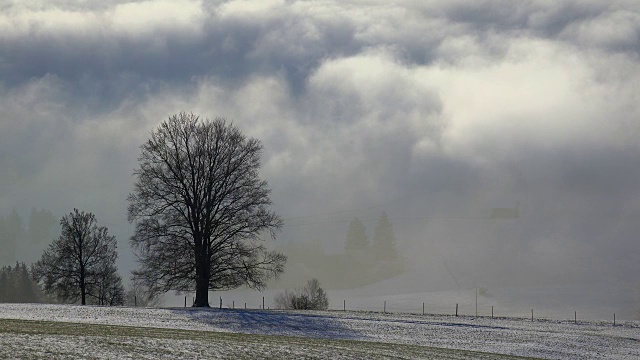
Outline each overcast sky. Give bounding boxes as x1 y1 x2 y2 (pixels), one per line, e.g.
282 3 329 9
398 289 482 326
1 0 639 289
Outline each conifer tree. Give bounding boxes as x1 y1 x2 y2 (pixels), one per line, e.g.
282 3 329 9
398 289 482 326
344 217 368 256
28 208 57 245
372 212 397 261
0 263 41 303
17 263 38 302
0 210 25 266
0 269 8 302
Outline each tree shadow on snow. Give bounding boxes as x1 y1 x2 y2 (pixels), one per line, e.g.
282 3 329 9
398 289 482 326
170 308 364 340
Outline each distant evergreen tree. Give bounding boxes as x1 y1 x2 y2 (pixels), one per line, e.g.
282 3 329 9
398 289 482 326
7 209 26 244
0 269 8 302
0 209 25 266
28 208 57 245
17 263 39 302
372 212 397 261
344 217 368 256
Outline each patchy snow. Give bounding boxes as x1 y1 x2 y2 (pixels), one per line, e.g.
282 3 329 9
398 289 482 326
0 303 638 359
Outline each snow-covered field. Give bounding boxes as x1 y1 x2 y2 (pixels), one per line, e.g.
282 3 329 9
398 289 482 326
1 303 638 359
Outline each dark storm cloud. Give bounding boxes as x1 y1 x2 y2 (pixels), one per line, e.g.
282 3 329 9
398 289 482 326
1 0 639 288
0 0 364 106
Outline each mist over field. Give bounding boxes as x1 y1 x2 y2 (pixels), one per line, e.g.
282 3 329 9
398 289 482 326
1 0 639 317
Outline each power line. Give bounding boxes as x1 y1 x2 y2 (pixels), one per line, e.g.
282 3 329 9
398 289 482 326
282 215 515 227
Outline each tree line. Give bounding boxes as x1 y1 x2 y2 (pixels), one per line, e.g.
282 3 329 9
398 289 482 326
0 262 41 303
345 212 398 262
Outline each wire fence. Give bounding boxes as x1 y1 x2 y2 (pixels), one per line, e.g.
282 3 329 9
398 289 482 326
176 289 639 325
323 301 627 325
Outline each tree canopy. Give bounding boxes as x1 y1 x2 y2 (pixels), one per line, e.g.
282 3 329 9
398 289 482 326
128 112 285 307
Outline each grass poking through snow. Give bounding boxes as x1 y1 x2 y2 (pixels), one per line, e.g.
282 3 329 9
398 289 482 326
0 318 538 359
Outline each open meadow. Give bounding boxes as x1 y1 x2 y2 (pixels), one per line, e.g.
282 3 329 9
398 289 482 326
0 303 638 359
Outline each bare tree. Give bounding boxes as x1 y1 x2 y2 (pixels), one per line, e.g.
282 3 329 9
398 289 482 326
274 278 329 310
93 262 125 306
32 209 123 305
128 112 285 307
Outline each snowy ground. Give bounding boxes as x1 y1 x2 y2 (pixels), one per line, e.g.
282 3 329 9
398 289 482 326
1 303 638 359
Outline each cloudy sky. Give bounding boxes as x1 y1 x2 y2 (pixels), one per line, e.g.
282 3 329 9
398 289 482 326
1 0 640 290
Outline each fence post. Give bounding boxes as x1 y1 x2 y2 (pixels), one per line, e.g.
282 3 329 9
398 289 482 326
422 302 424 315
263 296 265 310
233 301 235 309
343 300 346 311
614 313 616 326
491 306 494 319
184 296 187 308
574 311 577 324
475 288 478 317
531 309 533 321
219 296 222 309
134 296 137 307
384 301 386 313
455 303 458 317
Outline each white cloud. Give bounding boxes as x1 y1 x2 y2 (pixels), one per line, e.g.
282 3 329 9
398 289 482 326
419 37 640 165
1 0 640 285
0 0 206 41
559 8 640 51
109 0 206 39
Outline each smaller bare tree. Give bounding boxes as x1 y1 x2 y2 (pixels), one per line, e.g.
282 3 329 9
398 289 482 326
94 262 125 306
32 209 124 305
274 278 329 310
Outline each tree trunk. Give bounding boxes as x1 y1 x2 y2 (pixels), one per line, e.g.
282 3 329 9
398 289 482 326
193 250 210 307
80 267 86 305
